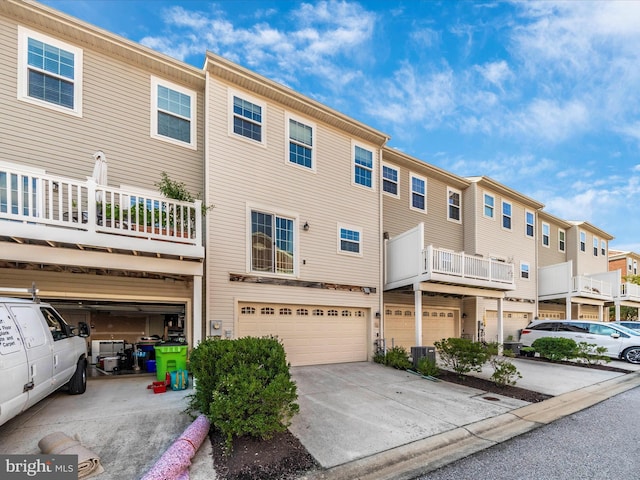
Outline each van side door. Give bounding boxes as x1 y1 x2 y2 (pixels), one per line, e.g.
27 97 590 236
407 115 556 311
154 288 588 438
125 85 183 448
9 305 54 409
586 323 626 356
41 307 78 388
0 305 29 426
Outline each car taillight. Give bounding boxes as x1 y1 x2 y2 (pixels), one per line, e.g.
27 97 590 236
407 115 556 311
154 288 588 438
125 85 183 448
521 329 531 335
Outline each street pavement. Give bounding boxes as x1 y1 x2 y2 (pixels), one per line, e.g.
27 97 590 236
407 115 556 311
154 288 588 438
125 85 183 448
0 358 638 480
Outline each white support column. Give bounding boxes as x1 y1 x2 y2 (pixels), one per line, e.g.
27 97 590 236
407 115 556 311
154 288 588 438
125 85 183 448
497 297 504 346
192 275 203 346
415 286 422 346
565 297 572 319
598 304 603 322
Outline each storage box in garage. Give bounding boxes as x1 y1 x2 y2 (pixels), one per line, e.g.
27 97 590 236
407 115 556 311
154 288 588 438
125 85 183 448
154 345 187 381
103 356 119 372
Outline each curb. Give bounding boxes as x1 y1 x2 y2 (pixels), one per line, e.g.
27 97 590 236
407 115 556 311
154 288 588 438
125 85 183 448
301 371 640 480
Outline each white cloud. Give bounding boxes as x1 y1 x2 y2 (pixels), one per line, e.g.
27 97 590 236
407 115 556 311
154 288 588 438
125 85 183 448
475 60 512 90
507 99 589 143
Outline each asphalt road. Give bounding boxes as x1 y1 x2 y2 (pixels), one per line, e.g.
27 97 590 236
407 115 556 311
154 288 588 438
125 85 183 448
421 386 640 480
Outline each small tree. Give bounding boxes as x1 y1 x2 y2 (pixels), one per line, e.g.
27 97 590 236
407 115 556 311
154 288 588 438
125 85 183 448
575 342 611 366
434 337 491 379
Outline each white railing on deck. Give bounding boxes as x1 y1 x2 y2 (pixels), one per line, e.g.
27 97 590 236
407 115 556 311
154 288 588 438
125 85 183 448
423 245 514 284
0 164 201 246
620 282 640 301
572 275 612 297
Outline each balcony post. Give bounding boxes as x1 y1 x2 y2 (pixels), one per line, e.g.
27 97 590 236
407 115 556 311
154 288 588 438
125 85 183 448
414 286 422 346
86 177 97 230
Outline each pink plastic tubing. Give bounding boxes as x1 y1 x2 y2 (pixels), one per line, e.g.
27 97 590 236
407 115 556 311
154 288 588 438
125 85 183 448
140 414 211 480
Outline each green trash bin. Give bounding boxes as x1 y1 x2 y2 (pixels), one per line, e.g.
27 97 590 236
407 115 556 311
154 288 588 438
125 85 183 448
154 345 188 381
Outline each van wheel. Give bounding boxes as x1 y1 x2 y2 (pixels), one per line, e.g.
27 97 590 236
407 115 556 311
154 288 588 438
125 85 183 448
623 347 640 364
68 359 87 394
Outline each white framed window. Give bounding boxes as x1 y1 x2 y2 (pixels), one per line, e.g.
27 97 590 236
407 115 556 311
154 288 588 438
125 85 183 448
601 240 606 256
150 77 196 149
338 224 362 256
483 193 494 219
525 210 535 238
520 261 530 279
17 26 83 116
593 237 599 257
382 164 399 197
229 90 265 145
249 208 296 275
558 229 566 252
353 142 374 189
580 231 586 252
410 174 426 212
542 222 550 247
502 201 512 230
447 187 461 223
634 260 638 275
286 114 315 171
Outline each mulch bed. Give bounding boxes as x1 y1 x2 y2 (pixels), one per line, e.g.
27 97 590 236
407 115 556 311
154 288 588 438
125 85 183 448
208 356 632 479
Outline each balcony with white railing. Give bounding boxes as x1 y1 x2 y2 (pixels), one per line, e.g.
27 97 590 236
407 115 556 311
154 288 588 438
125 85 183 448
619 282 640 302
0 163 204 260
384 223 515 291
571 275 613 300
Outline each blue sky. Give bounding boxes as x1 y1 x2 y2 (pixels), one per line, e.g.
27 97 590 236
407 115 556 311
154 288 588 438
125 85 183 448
42 0 640 252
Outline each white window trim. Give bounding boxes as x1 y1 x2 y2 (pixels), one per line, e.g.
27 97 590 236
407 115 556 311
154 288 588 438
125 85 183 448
382 163 400 198
601 240 606 256
228 89 267 147
351 140 376 190
520 261 530 280
150 76 197 150
447 186 462 224
593 236 599 257
558 228 566 252
17 26 83 117
542 222 550 248
409 173 427 213
337 223 363 257
245 203 299 277
285 112 316 172
525 210 535 238
483 192 495 220
580 230 587 253
501 200 512 231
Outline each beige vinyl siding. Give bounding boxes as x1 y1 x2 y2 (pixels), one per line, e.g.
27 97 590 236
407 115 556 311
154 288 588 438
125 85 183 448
206 77 381 340
0 19 204 196
537 219 568 267
382 159 463 251
568 227 610 276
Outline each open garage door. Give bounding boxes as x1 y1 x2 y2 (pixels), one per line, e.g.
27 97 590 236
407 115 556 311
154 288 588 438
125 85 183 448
384 305 459 350
238 302 368 366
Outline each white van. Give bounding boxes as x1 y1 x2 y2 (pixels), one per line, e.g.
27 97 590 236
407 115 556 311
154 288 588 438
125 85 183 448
0 297 89 427
519 320 640 364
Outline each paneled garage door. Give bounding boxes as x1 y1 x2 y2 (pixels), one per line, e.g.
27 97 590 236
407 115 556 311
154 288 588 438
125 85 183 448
238 303 368 366
384 305 458 350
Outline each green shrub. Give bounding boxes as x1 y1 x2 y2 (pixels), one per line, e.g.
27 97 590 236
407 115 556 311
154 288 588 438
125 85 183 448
489 356 522 387
575 342 611 365
188 336 299 452
434 337 491 378
531 337 578 361
382 346 412 370
416 356 440 377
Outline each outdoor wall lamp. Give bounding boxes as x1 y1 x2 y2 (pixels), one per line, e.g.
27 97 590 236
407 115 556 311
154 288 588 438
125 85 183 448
303 222 310 231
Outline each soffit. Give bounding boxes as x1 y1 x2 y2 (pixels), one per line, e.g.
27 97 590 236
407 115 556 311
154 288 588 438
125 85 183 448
205 52 390 147
467 176 545 210
3 0 205 90
382 147 470 189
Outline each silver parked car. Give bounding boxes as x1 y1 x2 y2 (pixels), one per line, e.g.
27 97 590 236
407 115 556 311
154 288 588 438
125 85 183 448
519 320 640 364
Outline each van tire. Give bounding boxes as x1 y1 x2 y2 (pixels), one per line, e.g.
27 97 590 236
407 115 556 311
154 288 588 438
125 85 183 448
68 359 87 394
622 347 640 364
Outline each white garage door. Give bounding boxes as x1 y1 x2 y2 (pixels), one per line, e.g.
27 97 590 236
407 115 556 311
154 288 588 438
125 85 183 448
238 303 368 366
485 311 532 341
384 305 458 350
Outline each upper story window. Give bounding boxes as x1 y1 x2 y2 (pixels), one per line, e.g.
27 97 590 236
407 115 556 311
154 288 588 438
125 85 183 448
287 115 314 170
338 225 362 256
250 210 294 275
520 262 530 279
525 211 535 238
353 143 374 189
151 77 196 149
18 26 83 116
483 193 494 218
559 229 566 252
580 231 586 252
502 201 512 229
410 174 426 212
231 91 264 143
382 165 399 196
601 240 606 256
542 222 550 247
593 237 599 256
447 187 461 223
634 260 638 275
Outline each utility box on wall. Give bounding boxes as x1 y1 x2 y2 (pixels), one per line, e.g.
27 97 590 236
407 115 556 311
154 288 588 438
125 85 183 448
210 320 223 336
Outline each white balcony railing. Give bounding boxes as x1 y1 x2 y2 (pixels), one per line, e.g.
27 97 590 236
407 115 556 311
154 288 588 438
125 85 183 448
0 163 202 254
572 275 613 298
423 245 514 285
620 282 640 301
